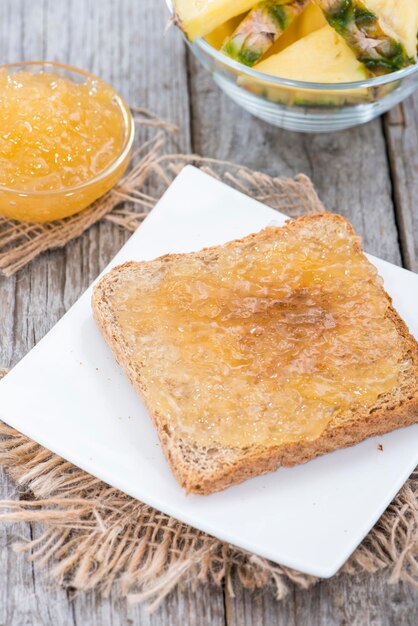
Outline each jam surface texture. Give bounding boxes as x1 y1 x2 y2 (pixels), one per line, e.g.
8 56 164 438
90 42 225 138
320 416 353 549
0 69 124 192
114 221 401 448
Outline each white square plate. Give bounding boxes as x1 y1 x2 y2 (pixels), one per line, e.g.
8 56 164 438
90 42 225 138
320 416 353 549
1 166 418 578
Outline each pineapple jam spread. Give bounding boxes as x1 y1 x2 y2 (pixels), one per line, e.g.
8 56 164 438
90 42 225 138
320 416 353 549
0 68 131 222
115 222 402 448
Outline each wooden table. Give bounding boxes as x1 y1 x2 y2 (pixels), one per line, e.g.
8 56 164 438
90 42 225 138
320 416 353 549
1 1 417 624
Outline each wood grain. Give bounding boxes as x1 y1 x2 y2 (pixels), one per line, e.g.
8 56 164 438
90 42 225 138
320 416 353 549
0 0 417 624
225 571 418 626
70 584 225 626
384 95 418 272
0 467 75 626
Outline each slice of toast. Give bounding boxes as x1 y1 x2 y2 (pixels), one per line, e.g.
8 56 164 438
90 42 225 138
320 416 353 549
92 214 418 495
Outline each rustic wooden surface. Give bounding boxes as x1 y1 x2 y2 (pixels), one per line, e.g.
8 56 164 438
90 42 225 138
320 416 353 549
0 1 417 624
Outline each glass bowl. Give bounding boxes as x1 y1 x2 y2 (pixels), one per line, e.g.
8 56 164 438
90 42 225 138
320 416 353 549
0 62 134 222
166 1 418 133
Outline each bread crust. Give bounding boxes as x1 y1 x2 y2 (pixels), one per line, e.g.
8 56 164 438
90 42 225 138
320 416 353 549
92 214 418 495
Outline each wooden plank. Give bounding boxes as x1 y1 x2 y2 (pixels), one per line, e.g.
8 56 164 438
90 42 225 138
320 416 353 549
0 1 225 625
0 3 77 625
224 584 296 626
0 468 76 626
185 49 418 626
71 584 226 626
384 95 418 272
226 571 418 626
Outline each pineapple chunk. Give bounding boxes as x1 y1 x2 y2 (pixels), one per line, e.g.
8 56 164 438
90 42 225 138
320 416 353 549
297 1 328 37
238 24 369 106
221 0 309 67
253 24 368 82
173 0 258 41
314 0 415 75
365 0 418 59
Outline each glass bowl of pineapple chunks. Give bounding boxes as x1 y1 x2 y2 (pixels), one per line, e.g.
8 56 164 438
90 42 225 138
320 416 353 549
168 0 418 132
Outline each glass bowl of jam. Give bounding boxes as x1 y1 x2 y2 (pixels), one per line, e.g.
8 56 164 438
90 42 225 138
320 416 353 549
0 61 134 222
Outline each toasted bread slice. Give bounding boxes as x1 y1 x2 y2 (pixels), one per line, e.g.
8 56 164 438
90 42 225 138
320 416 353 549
92 214 418 494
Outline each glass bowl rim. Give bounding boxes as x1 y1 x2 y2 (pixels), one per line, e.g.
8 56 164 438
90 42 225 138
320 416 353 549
165 0 418 90
0 60 135 197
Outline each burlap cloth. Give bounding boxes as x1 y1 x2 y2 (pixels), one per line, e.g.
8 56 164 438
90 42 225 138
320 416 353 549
0 111 417 609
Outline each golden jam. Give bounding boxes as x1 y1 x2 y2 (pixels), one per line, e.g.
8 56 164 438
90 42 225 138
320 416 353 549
114 222 402 448
0 67 132 222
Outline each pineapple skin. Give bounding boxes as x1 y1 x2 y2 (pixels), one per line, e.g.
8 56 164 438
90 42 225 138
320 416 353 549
205 15 246 50
222 0 309 67
315 0 414 75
